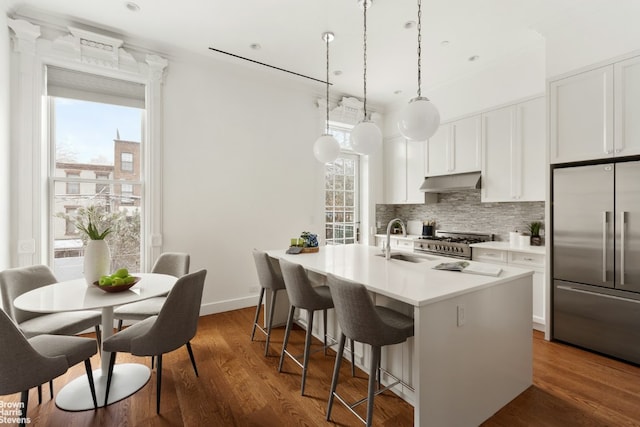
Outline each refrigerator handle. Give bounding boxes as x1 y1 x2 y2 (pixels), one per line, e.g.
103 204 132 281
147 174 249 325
602 211 608 283
621 211 626 286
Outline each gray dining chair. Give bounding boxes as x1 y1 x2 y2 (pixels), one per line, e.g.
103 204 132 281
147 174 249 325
251 249 287 356
114 252 190 331
0 309 98 426
0 265 102 344
0 265 102 403
326 273 414 427
103 269 207 413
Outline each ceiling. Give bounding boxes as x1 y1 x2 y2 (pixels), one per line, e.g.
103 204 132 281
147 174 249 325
6 0 588 105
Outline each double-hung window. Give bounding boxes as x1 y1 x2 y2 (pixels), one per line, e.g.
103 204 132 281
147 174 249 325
47 66 145 280
324 124 360 245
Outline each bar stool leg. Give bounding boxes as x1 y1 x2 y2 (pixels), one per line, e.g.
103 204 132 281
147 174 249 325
278 305 296 372
300 309 315 395
326 333 346 421
323 308 328 355
264 288 279 356
351 339 356 377
250 287 265 341
367 345 381 427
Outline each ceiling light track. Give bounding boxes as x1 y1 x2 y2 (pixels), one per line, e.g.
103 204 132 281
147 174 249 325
208 47 331 85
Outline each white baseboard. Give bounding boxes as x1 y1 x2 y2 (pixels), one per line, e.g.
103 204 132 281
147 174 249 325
199 295 257 316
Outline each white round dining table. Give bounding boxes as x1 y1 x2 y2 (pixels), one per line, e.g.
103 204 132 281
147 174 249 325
13 273 177 411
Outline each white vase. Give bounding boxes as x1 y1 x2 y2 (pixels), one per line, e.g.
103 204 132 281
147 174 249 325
84 240 111 285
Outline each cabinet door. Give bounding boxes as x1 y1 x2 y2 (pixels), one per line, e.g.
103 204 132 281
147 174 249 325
425 124 450 176
518 97 545 201
471 248 508 264
406 140 425 203
549 65 614 163
451 115 481 173
481 106 514 202
614 56 640 157
384 137 407 204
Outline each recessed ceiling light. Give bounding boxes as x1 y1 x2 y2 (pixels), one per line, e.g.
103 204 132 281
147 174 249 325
250 43 261 50
125 1 140 12
468 55 480 62
440 40 450 47
404 21 416 30
333 70 343 76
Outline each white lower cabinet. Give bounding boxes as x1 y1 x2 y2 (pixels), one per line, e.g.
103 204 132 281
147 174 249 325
472 245 546 331
374 235 414 251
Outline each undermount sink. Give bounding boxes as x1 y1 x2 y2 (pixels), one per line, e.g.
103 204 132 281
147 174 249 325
376 253 434 263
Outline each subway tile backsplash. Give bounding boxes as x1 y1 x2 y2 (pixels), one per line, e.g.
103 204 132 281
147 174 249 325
375 191 545 242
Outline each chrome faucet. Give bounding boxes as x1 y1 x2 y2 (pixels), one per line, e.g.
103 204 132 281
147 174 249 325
384 218 407 260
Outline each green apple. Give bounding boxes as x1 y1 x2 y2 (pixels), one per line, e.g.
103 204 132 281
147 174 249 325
112 277 125 286
99 276 112 286
114 268 129 279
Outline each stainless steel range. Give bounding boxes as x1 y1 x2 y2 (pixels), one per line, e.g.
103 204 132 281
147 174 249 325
413 231 493 260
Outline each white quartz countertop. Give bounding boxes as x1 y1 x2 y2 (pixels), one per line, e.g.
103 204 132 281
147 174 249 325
267 244 533 307
470 241 546 255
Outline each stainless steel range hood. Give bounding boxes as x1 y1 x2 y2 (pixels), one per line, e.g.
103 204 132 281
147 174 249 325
419 172 481 193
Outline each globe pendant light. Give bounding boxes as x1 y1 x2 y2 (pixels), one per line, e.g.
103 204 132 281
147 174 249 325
313 32 341 164
397 0 440 141
350 0 382 156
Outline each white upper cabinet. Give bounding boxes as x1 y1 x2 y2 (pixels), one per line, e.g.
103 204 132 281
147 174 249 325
406 140 425 203
482 96 545 202
550 54 640 164
549 65 614 163
481 106 513 202
451 115 482 173
425 115 481 177
614 56 640 157
519 97 546 201
384 136 424 204
384 136 407 204
425 125 449 176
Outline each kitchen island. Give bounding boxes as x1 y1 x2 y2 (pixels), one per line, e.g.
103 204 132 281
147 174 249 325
267 244 533 427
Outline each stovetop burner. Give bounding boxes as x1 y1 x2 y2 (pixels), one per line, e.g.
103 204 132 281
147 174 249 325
418 236 486 244
414 231 493 260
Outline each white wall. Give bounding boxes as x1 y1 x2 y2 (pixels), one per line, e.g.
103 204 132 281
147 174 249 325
544 0 640 78
0 6 11 271
383 41 546 133
162 54 327 313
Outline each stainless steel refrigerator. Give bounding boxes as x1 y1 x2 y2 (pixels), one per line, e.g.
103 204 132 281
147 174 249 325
553 160 640 364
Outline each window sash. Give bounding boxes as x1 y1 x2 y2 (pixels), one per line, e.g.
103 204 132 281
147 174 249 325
325 152 359 245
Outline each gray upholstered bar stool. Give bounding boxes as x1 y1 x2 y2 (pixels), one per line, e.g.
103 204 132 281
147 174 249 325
278 259 355 396
251 249 287 356
326 273 414 427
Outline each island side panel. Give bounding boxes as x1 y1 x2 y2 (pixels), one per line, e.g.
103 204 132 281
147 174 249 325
413 275 533 427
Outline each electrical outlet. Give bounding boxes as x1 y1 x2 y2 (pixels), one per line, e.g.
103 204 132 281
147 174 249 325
457 304 466 327
17 239 35 254
249 286 260 294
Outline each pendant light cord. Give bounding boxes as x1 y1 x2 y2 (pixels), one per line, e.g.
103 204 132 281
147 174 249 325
417 0 422 97
362 2 368 119
325 34 330 134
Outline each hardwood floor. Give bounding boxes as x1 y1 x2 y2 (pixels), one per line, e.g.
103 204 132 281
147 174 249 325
4 307 640 426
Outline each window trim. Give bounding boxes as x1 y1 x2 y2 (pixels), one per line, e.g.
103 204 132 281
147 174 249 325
324 122 360 246
8 19 167 270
